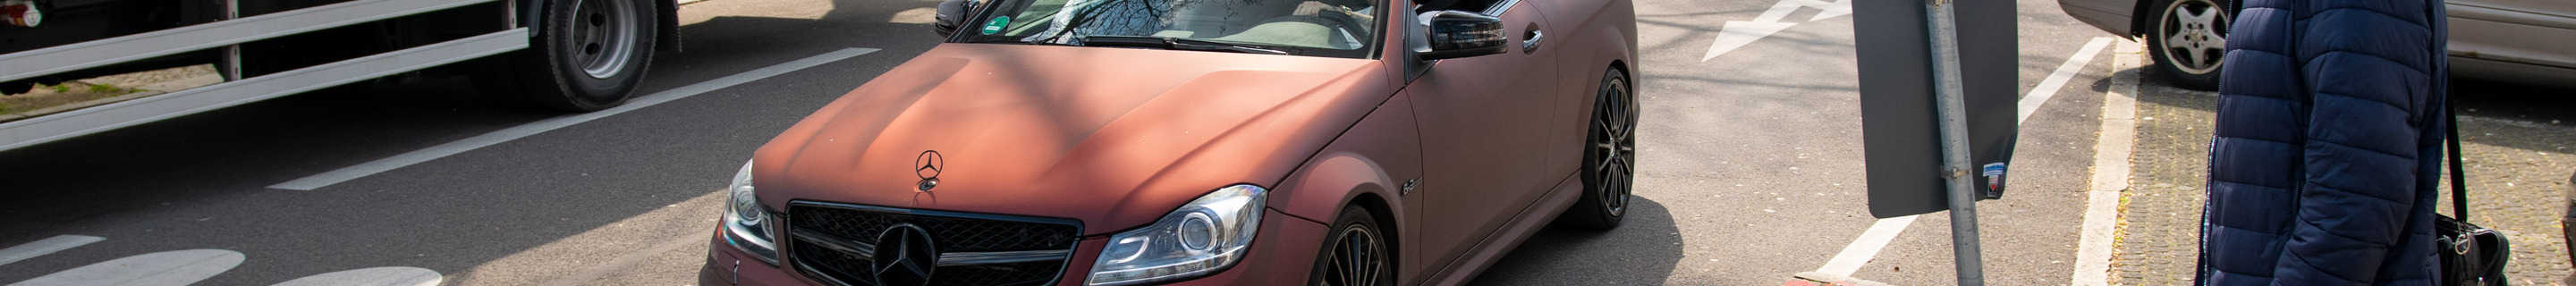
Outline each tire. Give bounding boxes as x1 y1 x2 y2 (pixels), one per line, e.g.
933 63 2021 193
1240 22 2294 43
1557 69 1633 231
2144 0 2228 90
475 0 657 111
1309 206 1393 286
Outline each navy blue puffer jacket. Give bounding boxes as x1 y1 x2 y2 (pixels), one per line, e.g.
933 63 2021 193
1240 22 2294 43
2196 0 2450 284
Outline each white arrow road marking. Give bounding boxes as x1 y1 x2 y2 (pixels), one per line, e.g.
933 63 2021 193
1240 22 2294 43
10 249 243 286
1707 21 1798 61
0 235 103 266
272 266 444 286
1702 0 1850 61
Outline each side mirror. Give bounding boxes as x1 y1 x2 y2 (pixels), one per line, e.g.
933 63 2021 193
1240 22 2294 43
1411 10 1506 61
933 0 977 38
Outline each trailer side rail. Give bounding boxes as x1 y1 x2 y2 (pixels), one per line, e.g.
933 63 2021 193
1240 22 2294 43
0 0 502 83
0 28 529 151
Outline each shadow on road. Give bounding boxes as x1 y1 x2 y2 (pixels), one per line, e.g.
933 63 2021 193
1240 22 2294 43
1470 198 1683 285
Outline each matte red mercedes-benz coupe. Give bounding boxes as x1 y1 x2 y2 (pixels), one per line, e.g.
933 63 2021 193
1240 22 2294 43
699 0 1637 283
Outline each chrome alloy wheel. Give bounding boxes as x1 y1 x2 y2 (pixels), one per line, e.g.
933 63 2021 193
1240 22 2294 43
1587 74 1638 216
2157 0 2229 75
1318 225 1386 286
570 0 642 80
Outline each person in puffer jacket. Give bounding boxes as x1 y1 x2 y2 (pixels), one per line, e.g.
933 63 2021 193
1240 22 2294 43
2194 0 2450 284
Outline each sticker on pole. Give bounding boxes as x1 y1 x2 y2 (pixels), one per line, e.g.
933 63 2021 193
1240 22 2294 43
980 16 1010 35
1981 163 2006 199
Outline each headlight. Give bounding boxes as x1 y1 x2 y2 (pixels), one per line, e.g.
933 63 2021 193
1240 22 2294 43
1085 184 1268 285
721 160 780 264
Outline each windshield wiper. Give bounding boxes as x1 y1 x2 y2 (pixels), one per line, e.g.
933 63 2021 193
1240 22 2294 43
1077 36 1290 55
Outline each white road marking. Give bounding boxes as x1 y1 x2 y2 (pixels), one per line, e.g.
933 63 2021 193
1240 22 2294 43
269 47 881 190
1808 38 2117 278
1707 22 1797 61
0 235 102 266
1702 0 1849 61
1813 214 1916 276
10 249 243 286
2019 38 2114 122
271 266 444 286
2072 38 2145 286
541 234 706 286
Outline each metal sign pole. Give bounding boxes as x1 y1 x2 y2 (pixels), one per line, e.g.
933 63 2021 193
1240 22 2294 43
1922 0 1985 284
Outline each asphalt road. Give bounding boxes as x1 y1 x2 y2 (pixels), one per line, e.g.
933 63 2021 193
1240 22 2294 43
0 0 2140 284
1470 0 2122 283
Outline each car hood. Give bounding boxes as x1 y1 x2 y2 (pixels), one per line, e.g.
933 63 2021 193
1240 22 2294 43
752 44 1390 235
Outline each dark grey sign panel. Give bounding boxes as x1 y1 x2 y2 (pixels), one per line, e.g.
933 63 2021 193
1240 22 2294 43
1857 0 2019 219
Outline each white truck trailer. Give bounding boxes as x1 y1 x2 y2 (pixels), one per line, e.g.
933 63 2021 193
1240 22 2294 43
0 0 681 151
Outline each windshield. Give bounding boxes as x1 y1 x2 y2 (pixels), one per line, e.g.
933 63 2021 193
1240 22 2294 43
956 0 1384 58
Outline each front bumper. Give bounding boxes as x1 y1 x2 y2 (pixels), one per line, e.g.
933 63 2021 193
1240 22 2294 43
700 208 1327 286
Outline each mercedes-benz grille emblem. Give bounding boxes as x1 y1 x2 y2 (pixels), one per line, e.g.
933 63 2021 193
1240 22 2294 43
870 223 938 286
914 150 943 191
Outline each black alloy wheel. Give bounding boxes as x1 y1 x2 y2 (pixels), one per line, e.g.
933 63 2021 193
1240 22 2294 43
475 0 658 112
1309 207 1391 286
1560 69 1634 230
2147 0 2228 90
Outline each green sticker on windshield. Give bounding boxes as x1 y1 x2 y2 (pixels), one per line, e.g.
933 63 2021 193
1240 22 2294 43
980 16 1010 35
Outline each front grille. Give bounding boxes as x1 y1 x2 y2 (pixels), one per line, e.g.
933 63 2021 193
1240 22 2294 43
787 201 1082 286
792 240 877 283
931 261 1068 286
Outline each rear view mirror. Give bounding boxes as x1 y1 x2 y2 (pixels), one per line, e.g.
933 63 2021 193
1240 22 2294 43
934 0 979 38
1413 10 1506 60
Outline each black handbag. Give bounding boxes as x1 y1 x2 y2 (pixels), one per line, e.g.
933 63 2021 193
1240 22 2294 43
2436 100 2510 286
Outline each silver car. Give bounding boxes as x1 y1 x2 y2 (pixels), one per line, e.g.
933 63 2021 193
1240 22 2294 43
2059 0 2576 89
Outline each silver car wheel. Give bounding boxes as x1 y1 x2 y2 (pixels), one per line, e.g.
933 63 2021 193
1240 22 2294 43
2157 0 2229 75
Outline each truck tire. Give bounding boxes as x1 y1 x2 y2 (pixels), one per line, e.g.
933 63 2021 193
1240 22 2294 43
476 0 657 112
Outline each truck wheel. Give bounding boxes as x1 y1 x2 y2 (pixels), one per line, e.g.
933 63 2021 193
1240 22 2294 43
477 0 657 112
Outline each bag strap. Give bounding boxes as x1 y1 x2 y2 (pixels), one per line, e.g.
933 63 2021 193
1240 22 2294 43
2446 94 2469 220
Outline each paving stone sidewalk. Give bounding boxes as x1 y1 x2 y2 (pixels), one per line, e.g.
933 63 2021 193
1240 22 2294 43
2108 81 2576 285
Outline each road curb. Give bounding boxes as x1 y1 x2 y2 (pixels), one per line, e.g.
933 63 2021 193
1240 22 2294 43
2071 38 2144 286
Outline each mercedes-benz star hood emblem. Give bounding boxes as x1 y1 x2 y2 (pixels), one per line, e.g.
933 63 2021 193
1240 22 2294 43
914 150 943 191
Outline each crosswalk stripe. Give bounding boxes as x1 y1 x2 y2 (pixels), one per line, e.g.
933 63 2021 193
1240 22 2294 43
9 249 242 286
271 266 443 286
0 235 103 266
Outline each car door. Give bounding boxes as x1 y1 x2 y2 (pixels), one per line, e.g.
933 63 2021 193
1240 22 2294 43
2445 0 2576 70
1402 0 1561 272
